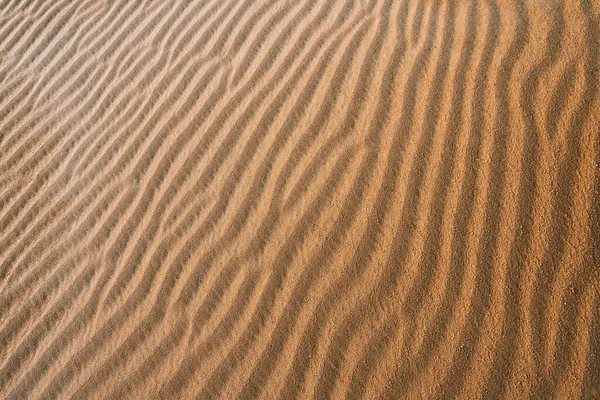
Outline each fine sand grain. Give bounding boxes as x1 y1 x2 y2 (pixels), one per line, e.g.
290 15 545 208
1 0 599 398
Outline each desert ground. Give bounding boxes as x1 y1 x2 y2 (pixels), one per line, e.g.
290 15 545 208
1 0 599 398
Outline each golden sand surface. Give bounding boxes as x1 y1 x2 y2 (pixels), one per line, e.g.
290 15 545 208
1 0 599 398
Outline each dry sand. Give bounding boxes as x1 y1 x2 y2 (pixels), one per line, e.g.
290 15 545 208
1 0 599 398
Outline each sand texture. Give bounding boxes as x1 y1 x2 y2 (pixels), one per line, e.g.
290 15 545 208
1 0 599 398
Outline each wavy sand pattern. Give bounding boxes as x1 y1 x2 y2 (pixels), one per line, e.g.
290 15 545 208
1 0 599 398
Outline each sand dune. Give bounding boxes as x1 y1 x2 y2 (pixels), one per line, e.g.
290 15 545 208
1 0 599 398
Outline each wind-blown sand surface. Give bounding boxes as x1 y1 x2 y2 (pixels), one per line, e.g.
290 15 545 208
1 0 599 398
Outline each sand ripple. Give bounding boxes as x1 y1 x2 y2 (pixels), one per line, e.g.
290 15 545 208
1 0 599 398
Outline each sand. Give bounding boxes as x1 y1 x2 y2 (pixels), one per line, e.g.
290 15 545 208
1 0 599 398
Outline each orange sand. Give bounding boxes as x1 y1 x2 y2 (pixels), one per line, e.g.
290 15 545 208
1 0 599 398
